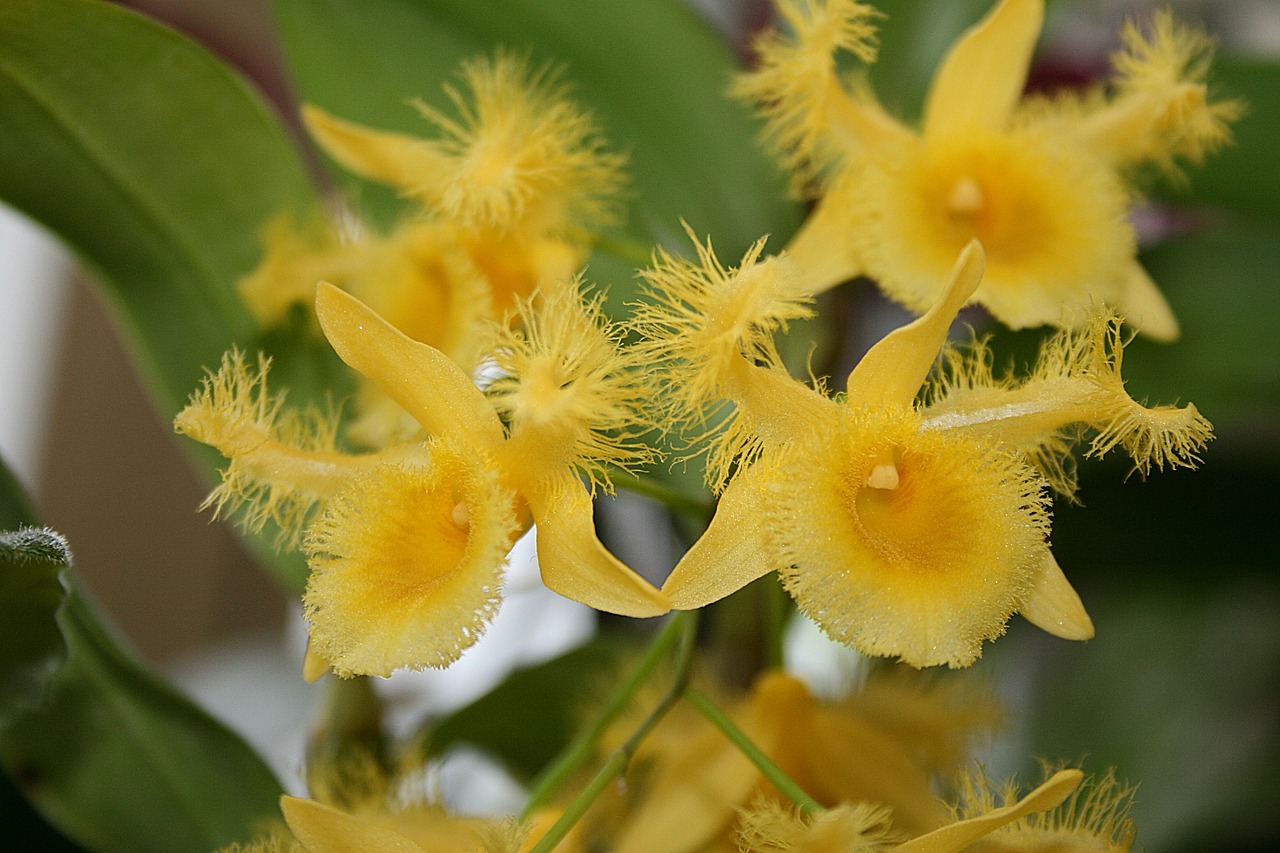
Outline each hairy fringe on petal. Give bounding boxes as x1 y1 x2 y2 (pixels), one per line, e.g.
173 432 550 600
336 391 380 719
487 277 658 492
737 797 896 852
951 765 1137 852
1110 9 1243 177
734 0 881 194
411 50 627 236
174 350 342 546
1036 313 1213 475
629 228 812 490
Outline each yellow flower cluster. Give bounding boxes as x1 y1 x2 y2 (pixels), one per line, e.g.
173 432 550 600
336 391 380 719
182 2 1233 846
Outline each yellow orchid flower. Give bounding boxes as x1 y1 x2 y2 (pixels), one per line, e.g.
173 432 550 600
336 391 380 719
176 280 667 678
735 767 1085 853
737 0 1241 340
639 237 1211 667
302 51 624 316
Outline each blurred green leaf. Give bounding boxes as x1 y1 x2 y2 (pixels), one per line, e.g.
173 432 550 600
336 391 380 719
1164 57 1280 224
414 632 639 782
1123 224 1280 429
272 0 799 259
0 524 70 728
0 458 285 853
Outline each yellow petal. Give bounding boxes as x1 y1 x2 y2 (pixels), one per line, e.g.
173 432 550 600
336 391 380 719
1020 551 1094 641
280 795 424 853
314 282 505 449
894 769 1083 853
845 240 984 408
922 0 1044 138
526 479 669 618
1116 260 1180 342
303 104 447 194
779 175 867 298
661 459 777 610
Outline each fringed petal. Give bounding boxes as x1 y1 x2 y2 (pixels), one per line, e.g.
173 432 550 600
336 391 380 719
895 769 1083 853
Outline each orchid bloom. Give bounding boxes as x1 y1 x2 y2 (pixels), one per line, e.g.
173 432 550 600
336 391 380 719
177 280 667 678
737 0 1240 340
638 237 1210 667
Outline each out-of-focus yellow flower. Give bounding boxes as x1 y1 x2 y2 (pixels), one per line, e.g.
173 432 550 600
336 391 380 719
176 280 667 678
638 237 1210 667
738 0 1241 340
735 766 1085 853
959 768 1138 853
604 671 999 853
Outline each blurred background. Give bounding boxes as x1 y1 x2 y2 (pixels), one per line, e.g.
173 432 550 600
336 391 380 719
2 0 1277 850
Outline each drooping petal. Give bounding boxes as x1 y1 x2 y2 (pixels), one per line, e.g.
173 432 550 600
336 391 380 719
845 240 983 409
524 477 669 618
661 458 780 610
1019 551 1094 641
922 0 1044 138
303 104 449 194
1115 260 1180 342
894 769 1083 853
314 282 505 449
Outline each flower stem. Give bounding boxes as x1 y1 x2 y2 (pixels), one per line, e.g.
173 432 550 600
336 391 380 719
684 686 823 815
520 612 688 820
525 611 699 852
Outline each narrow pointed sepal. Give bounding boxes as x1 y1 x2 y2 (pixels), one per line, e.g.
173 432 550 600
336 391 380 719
922 0 1044 138
1117 260 1180 342
661 460 777 610
846 240 984 408
303 104 443 193
527 480 670 618
1020 551 1094 641
895 769 1083 853
302 639 332 684
314 282 505 448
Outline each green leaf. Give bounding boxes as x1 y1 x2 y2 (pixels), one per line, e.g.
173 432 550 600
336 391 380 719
271 0 799 258
0 0 341 591
1162 57 1280 224
413 632 639 782
0 0 321 412
0 458 285 853
0 525 70 727
1124 224 1280 428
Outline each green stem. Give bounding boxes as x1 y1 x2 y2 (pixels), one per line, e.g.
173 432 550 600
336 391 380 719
520 612 686 820
684 687 823 815
610 473 714 523
526 612 699 852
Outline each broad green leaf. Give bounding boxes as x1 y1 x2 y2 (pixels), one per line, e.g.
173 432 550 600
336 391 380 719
413 633 639 782
0 0 339 591
0 458 285 853
271 0 799 260
0 0 322 412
